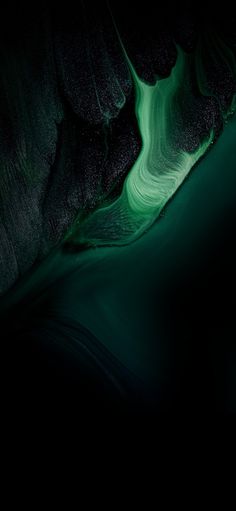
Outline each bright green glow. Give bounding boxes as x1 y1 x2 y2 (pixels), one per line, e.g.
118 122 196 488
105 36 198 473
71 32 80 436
125 49 213 217
67 40 235 247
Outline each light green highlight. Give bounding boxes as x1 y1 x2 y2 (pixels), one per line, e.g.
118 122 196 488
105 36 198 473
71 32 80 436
67 38 235 247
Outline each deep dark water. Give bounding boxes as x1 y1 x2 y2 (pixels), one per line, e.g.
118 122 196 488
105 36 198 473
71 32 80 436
0 2 236 417
2 113 236 417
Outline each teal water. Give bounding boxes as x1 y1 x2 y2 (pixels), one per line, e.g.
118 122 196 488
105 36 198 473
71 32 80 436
2 111 236 408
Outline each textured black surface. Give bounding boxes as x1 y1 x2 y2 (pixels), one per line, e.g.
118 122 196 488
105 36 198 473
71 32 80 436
0 2 236 294
0 2 236 419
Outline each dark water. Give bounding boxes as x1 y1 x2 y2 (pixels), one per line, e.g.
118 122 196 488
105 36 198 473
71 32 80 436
2 112 236 416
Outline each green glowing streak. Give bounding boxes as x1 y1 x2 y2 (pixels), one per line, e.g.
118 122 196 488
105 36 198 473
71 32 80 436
126 49 213 218
68 38 235 247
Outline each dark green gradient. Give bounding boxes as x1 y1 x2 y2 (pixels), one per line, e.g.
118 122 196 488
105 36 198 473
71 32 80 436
2 112 236 410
